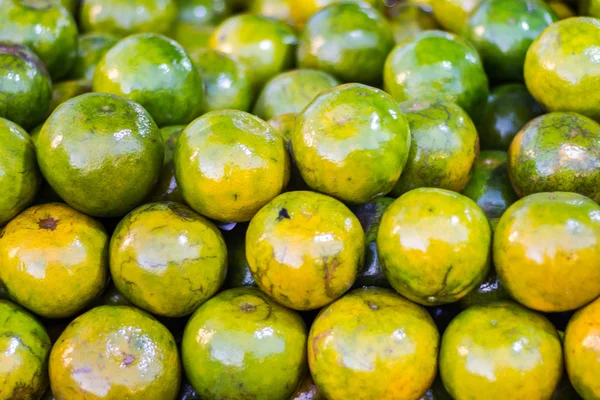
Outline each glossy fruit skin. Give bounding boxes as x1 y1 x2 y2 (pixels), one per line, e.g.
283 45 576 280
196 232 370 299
464 0 557 82
297 2 394 85
565 297 600 400
394 98 478 196
290 374 325 400
477 83 544 151
79 0 177 36
69 33 119 81
462 150 518 220
267 113 308 191
110 202 227 317
37 93 164 217
384 30 489 122
431 0 482 32
0 0 78 79
49 305 181 400
48 80 92 115
378 188 491 305
223 226 256 289
97 281 131 306
254 69 340 120
0 43 51 130
351 197 394 289
246 191 365 310
182 287 307 400
209 14 297 89
458 269 511 308
94 33 203 127
525 17 600 121
170 24 214 56
0 203 108 318
309 288 439 400
175 0 230 26
292 83 411 204
495 192 600 312
0 118 41 226
440 301 563 400
147 125 186 203
188 49 252 113
175 110 289 223
508 112 600 203
0 300 51 400
388 3 440 43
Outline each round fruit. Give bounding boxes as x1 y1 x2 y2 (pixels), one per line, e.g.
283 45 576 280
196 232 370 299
176 0 230 26
49 305 181 399
182 287 307 400
37 93 164 217
254 69 340 120
477 83 544 150
69 33 119 81
267 113 307 191
458 269 511 308
188 49 252 112
384 30 489 121
175 109 289 222
508 112 600 203
0 117 41 226
431 0 483 32
292 83 411 204
0 43 51 130
209 14 297 88
388 3 440 43
462 150 518 220
393 98 478 196
290 374 325 400
0 203 108 318
440 301 563 400
525 17 600 120
223 227 256 289
377 188 491 305
246 191 364 310
0 300 51 400
351 197 394 289
79 0 177 36
94 33 204 127
110 202 227 317
297 2 394 85
0 0 78 79
309 288 439 400
464 0 557 82
565 296 600 399
98 281 131 306
494 192 600 312
146 125 186 203
170 24 214 56
48 80 92 115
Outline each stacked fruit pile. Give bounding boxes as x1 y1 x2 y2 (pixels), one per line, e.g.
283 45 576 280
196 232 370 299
0 0 599 399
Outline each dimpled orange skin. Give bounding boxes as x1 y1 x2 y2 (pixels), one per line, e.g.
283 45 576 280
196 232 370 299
565 297 600 400
49 305 181 400
174 110 289 223
308 288 439 400
0 203 108 319
246 191 364 310
494 192 600 312
440 301 563 400
377 188 491 306
524 17 600 121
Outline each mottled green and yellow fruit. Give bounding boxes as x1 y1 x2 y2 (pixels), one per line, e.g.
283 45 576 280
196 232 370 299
268 113 309 191
0 300 51 400
0 203 108 318
79 0 177 36
0 117 41 226
50 306 181 400
309 288 439 400
388 3 440 43
176 0 230 26
175 110 289 222
48 80 92 115
146 125 186 204
508 112 600 203
565 296 600 400
182 287 307 400
293 83 411 204
377 188 491 305
0 43 51 130
525 17 600 121
110 202 227 317
246 191 364 310
393 98 478 196
430 0 482 32
440 301 563 400
94 33 204 127
37 93 164 218
297 2 394 85
254 69 340 120
494 192 600 312
0 0 78 79
209 14 297 89
69 33 119 81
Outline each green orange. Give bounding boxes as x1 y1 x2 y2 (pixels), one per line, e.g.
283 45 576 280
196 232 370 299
69 33 119 81
290 374 325 400
48 80 92 115
458 269 511 309
267 113 308 191
430 0 483 32
175 0 230 26
388 3 440 43
146 125 186 203
223 226 256 289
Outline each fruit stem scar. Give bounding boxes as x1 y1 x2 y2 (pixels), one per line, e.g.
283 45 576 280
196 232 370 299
122 353 135 366
240 303 257 312
38 217 57 230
